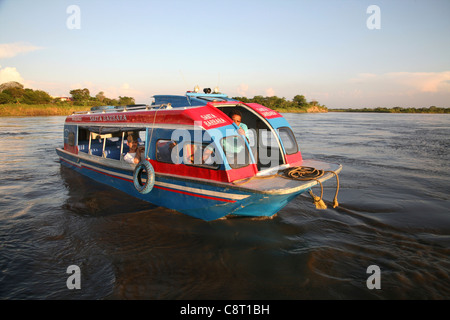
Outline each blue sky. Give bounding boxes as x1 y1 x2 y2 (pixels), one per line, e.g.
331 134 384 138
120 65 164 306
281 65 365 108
0 0 449 108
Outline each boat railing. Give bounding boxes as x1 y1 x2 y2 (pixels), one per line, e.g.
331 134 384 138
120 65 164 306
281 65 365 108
71 103 173 115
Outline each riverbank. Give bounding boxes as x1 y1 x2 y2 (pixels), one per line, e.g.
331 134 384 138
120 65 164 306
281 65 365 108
1 104 449 117
272 106 328 113
1 103 327 117
0 104 88 117
329 106 450 113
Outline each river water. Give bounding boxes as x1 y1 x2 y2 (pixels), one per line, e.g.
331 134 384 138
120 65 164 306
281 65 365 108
0 113 449 300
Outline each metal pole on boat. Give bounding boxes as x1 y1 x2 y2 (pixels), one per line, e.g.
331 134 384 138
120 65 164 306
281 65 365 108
88 132 92 155
102 135 106 158
120 131 125 161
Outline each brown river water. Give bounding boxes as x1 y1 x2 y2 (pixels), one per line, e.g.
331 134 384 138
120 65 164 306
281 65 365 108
0 113 449 301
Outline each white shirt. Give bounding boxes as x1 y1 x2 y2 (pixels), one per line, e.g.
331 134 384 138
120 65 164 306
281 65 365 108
124 152 137 164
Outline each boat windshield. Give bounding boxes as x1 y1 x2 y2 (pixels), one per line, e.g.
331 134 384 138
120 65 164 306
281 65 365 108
221 135 250 169
277 127 298 155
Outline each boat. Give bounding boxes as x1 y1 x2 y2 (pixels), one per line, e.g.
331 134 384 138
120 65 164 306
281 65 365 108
56 87 342 221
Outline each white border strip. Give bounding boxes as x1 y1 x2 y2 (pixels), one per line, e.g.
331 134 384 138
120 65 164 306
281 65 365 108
60 154 249 201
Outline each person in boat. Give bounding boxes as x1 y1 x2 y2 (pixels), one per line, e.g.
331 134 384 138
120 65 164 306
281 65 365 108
124 134 144 164
184 144 196 164
229 109 249 139
157 140 177 163
202 145 215 165
221 109 249 160
185 144 215 165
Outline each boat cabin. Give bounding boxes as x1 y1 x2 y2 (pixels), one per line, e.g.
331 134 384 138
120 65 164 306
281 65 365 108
63 89 303 183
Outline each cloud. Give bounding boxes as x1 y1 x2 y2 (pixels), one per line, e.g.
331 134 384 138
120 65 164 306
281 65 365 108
0 65 58 94
349 71 450 93
387 71 450 93
237 83 249 96
330 71 450 107
105 83 144 100
0 65 147 101
265 87 275 97
0 42 43 59
0 65 25 84
349 73 377 84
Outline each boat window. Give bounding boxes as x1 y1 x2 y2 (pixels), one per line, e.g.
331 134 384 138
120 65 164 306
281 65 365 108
77 128 90 154
278 127 298 155
87 133 118 158
259 129 279 148
183 143 219 169
156 140 178 164
88 132 106 157
77 127 146 161
255 129 284 169
138 131 146 144
78 127 89 142
221 136 250 169
125 130 146 146
122 130 146 163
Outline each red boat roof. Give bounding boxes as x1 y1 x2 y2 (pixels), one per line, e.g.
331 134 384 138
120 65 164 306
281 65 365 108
66 101 283 130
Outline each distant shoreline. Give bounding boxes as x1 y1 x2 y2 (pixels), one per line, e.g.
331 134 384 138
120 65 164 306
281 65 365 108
328 107 449 114
0 103 449 117
0 104 88 117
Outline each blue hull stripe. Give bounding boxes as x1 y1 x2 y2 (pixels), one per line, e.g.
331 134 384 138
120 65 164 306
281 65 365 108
60 157 248 203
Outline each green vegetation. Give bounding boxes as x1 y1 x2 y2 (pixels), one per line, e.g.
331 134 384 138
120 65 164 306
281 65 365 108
330 106 450 113
0 104 89 117
68 88 134 107
232 95 328 113
0 82 53 105
0 81 135 117
1 81 447 116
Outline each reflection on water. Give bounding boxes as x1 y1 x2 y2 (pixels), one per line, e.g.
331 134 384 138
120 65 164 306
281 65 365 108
0 114 449 300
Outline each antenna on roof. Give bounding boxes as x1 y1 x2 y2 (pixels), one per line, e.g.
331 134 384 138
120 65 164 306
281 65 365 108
217 72 221 93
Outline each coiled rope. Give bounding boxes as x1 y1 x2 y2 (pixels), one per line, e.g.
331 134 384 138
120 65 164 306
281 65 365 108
233 166 340 210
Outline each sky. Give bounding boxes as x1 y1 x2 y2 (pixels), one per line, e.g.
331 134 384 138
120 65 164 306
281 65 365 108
0 0 449 108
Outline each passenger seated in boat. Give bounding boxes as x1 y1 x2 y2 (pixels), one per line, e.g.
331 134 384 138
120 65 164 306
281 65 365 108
157 140 177 163
184 144 215 165
229 109 249 140
222 109 249 161
124 134 144 164
185 144 198 165
202 145 215 165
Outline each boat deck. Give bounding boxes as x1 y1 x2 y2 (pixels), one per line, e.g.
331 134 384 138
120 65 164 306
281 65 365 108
226 159 342 195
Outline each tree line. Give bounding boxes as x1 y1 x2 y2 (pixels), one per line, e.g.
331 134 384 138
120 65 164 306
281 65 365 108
232 94 328 112
330 106 450 113
0 82 53 105
68 88 134 106
0 81 135 107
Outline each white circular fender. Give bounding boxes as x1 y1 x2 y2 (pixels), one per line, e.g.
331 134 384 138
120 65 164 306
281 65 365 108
133 159 155 194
